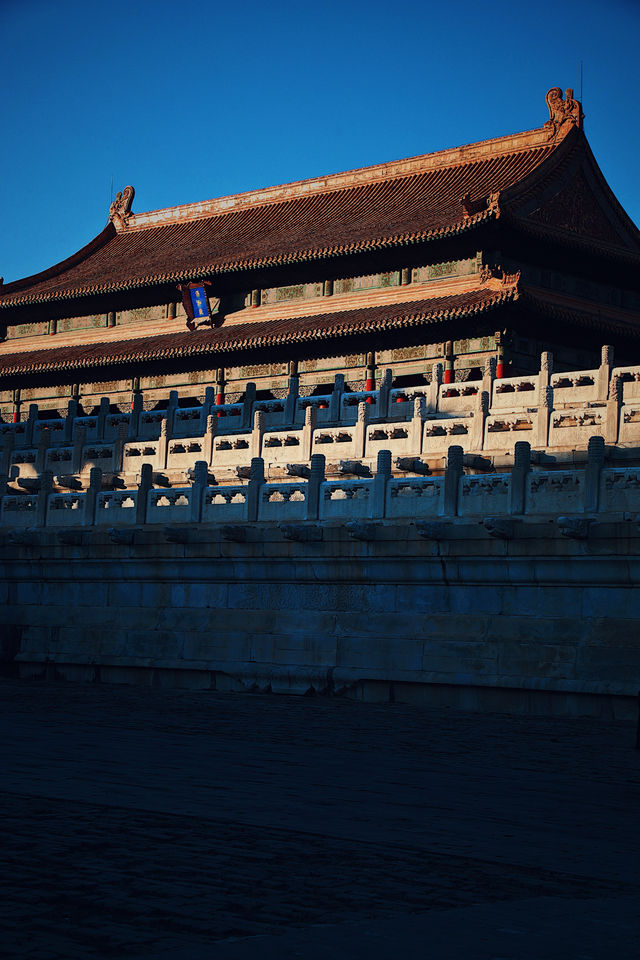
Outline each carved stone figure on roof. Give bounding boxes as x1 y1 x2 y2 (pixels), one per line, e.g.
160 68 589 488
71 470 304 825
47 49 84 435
545 87 582 139
108 185 135 228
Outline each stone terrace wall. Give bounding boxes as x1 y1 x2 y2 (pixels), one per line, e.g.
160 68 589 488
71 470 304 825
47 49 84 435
1 517 639 718
2 345 640 716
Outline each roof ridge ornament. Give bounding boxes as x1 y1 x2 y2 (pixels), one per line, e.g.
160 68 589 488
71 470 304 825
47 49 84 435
544 87 583 140
479 265 521 289
108 186 135 229
461 190 501 220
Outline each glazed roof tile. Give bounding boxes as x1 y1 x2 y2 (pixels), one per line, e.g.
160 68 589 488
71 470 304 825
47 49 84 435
0 285 517 376
1 127 560 308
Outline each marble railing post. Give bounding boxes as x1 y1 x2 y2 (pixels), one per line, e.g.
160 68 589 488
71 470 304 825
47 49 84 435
72 426 86 474
598 345 614 402
305 453 325 520
203 413 217 465
509 441 531 515
37 471 53 527
84 467 102 526
354 401 369 458
242 382 257 429
409 397 425 455
378 369 393 419
427 363 442 414
584 435 605 513
36 429 51 474
471 391 489 450
329 374 345 422
302 405 317 461
284 374 299 425
605 375 621 444
539 351 553 392
96 397 110 441
24 405 38 448
158 417 170 470
482 357 496 404
129 393 143 440
113 423 128 474
64 399 78 444
250 410 265 459
136 463 153 525
442 445 463 517
190 460 208 523
1 434 14 477
535 386 553 449
247 457 265 522
167 391 179 436
200 387 215 434
372 449 392 518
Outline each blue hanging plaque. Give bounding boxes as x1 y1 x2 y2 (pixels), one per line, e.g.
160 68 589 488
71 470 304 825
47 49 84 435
189 285 210 319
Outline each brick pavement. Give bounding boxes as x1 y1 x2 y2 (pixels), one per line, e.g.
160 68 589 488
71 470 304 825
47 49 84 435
1 679 639 958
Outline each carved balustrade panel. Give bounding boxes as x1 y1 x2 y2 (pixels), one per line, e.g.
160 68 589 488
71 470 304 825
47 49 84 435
484 414 536 452
548 407 605 447
438 385 480 415
551 370 599 406
340 392 378 424
202 485 248 522
82 445 116 471
526 470 583 514
458 475 510 517
320 480 372 519
262 431 303 464
146 487 192 524
258 483 307 520
366 426 411 459
212 435 252 468
0 495 38 526
95 491 138 525
386 477 444 518
294 396 333 425
312 428 356 459
47 493 85 526
599 468 640 514
122 443 160 477
619 404 640 443
73 417 98 442
491 376 539 410
167 439 204 469
422 419 472 455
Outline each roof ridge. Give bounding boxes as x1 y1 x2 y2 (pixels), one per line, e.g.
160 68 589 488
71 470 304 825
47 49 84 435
124 124 558 233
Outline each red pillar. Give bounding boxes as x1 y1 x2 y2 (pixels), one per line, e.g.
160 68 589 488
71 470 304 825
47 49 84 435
365 353 375 402
443 342 454 384
216 368 225 417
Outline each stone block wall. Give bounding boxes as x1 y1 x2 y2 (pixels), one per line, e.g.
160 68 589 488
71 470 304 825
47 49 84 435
1 520 639 717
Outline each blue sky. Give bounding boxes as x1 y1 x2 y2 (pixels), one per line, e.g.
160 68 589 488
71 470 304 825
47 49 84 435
1 0 638 283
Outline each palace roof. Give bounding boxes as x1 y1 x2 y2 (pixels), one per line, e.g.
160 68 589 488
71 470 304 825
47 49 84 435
0 280 518 375
3 87 637 312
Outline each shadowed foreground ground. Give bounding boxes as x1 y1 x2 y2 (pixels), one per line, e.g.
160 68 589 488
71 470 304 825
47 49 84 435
1 679 639 959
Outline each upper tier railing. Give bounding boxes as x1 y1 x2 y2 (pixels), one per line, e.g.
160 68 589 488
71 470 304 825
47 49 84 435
2 347 640 485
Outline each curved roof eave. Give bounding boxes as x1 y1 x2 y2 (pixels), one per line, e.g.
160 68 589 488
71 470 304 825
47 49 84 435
0 210 496 309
